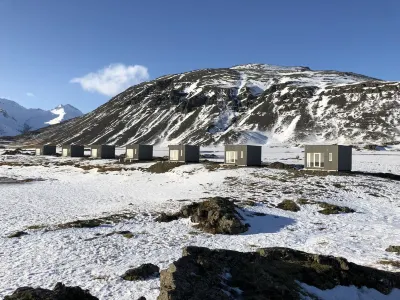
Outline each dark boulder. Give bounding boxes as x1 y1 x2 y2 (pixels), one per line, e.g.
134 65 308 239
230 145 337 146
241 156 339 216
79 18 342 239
158 246 400 300
156 197 249 234
4 282 98 300
122 263 160 281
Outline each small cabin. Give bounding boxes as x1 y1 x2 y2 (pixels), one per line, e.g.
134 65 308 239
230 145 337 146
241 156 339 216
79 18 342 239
35 145 56 156
90 145 115 159
62 145 84 157
168 145 199 163
224 145 262 166
304 145 352 171
126 144 153 160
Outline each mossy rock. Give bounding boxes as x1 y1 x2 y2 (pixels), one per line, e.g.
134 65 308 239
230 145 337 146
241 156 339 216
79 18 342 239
277 200 300 212
317 202 355 215
386 246 400 254
121 263 160 281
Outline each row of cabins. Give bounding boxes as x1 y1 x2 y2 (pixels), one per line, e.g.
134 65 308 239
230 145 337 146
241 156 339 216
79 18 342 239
35 144 353 171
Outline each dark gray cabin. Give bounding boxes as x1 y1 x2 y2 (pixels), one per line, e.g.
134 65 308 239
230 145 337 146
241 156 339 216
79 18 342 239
168 145 199 163
62 145 85 157
90 145 115 159
304 145 352 171
35 145 56 156
224 145 262 166
126 144 153 160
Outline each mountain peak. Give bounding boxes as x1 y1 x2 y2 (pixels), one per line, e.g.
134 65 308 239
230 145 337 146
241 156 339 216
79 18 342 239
0 98 83 136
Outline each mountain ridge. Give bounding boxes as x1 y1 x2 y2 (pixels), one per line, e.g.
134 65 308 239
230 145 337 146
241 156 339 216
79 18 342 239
12 63 400 145
0 99 83 136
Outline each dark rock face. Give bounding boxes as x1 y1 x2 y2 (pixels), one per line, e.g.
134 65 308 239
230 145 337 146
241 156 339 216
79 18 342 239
14 64 400 146
121 263 160 281
156 197 249 234
158 246 400 300
4 282 98 300
7 231 28 238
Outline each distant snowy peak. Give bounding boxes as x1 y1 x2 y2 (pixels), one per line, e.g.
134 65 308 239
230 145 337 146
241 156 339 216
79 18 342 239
46 104 83 125
0 99 83 136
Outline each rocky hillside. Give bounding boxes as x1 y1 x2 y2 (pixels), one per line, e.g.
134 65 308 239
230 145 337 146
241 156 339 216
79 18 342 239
0 99 83 136
15 64 400 145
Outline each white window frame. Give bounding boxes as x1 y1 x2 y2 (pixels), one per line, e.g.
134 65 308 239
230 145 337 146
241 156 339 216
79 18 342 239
62 148 68 157
180 150 183 156
170 150 179 161
307 153 311 167
240 151 244 159
329 153 333 162
91 149 98 158
36 149 41 156
134 148 137 155
225 151 237 164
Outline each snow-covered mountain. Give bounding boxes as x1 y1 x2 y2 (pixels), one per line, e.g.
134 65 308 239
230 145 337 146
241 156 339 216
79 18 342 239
0 99 83 136
14 64 400 145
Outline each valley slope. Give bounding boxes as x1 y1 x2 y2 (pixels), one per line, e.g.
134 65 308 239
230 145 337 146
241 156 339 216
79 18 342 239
14 64 400 145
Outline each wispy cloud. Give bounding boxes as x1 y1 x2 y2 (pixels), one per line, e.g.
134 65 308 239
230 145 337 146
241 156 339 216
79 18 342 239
26 92 35 97
70 63 149 97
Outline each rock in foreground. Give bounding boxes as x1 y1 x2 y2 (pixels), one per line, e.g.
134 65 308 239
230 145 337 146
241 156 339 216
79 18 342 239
158 246 400 300
122 263 160 281
156 197 249 234
4 282 98 300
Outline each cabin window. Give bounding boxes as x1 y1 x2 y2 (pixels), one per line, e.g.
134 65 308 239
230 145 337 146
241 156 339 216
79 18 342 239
170 150 179 161
307 153 324 168
307 153 311 167
226 151 237 163
36 149 41 155
180 150 183 156
240 151 244 159
127 149 134 158
134 149 137 155
62 149 68 157
329 153 333 162
91 149 98 158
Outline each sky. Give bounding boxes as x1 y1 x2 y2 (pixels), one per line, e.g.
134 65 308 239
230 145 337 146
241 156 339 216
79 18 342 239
0 0 399 113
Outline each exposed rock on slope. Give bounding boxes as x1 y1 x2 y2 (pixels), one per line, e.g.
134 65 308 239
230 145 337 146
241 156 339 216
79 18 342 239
15 64 400 145
4 282 98 300
158 246 400 300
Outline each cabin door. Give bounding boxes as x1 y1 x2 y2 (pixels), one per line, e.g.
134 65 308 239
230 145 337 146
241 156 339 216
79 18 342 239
91 149 98 158
225 151 237 164
35 149 41 155
62 149 68 157
170 150 179 161
127 149 134 158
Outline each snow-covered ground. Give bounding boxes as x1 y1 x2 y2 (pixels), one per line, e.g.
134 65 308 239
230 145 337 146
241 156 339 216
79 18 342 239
0 146 399 299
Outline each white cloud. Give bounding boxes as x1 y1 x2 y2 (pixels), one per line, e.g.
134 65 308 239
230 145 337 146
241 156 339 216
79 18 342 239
26 92 35 97
70 63 149 97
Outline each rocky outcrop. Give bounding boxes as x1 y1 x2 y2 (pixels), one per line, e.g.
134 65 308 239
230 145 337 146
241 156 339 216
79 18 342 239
156 197 249 234
158 246 400 300
4 282 98 300
122 263 160 281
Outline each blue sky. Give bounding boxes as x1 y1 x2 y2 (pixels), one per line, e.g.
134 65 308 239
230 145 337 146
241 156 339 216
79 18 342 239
1 0 399 113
